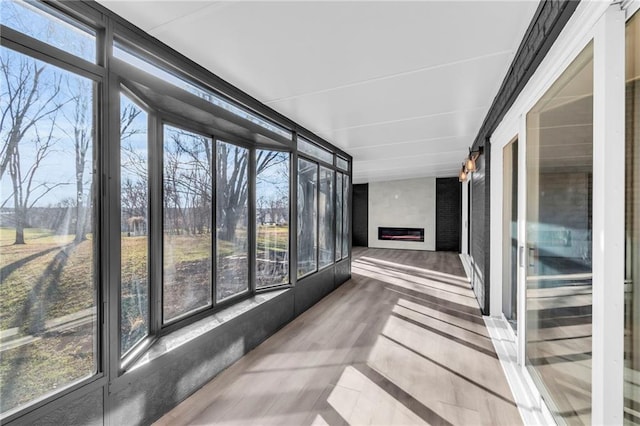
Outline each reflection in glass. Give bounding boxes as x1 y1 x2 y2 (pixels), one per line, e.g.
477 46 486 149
297 158 318 277
336 173 343 261
502 140 518 332
336 157 349 171
626 12 640 424
0 0 95 62
525 43 593 425
298 137 333 164
256 150 289 288
0 47 97 414
216 141 249 301
342 175 350 258
163 125 212 322
319 167 335 268
120 94 149 356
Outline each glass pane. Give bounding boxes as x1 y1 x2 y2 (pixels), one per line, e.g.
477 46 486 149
114 45 291 140
336 173 343 260
120 94 149 356
298 137 333 164
256 150 289 288
336 156 349 171
526 43 593 425
626 12 640 424
319 167 335 268
1 0 95 62
216 141 249 301
163 125 212 322
502 140 518 332
297 158 318 277
0 47 97 414
342 175 350 258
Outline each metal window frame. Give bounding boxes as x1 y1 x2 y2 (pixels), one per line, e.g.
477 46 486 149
0 4 108 424
254 147 293 290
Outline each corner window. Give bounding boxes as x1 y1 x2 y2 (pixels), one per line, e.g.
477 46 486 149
120 93 149 356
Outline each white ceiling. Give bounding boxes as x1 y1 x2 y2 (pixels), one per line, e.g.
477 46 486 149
98 0 539 184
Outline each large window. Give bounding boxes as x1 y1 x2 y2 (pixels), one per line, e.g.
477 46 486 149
626 11 640 424
525 43 593 425
216 141 249 301
256 150 289 288
319 167 335 268
342 174 350 259
163 125 213 323
0 46 97 414
120 94 149 356
297 158 318 277
336 173 343 261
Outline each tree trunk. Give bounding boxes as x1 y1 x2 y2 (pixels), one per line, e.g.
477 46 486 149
221 211 237 242
10 148 25 245
14 211 25 245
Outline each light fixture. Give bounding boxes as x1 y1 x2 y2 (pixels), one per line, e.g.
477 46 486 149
463 146 484 175
458 164 467 182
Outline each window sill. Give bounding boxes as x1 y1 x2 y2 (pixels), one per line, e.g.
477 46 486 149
127 288 290 372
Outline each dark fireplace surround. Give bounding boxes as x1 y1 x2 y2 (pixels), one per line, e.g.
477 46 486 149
378 227 425 242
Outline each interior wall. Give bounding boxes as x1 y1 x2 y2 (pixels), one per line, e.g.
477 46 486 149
368 177 436 251
352 184 369 247
470 151 490 314
435 177 462 252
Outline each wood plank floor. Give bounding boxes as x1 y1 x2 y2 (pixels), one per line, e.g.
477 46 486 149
154 247 522 426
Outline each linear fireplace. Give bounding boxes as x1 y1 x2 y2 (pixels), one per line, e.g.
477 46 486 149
378 227 424 242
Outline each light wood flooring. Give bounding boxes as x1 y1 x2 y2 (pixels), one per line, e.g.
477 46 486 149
154 247 522 426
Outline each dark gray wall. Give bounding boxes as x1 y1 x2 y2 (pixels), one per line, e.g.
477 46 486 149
352 184 368 247
467 0 579 315
470 153 488 313
435 178 461 252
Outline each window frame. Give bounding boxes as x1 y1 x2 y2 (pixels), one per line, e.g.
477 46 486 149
0 4 107 422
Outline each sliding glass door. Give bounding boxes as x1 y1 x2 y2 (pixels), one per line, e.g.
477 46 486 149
525 43 593 425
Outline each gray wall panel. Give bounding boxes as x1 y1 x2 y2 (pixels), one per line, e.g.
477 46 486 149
295 267 336 317
108 292 295 425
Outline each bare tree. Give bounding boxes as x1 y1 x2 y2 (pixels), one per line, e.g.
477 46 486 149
0 52 62 180
61 77 93 242
218 146 285 242
7 117 64 244
0 51 66 244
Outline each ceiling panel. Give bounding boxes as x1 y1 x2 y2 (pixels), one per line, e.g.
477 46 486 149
333 108 484 149
97 0 539 184
268 51 512 142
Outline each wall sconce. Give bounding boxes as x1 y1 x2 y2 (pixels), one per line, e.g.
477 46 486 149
459 146 483 182
458 164 467 182
465 146 484 173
